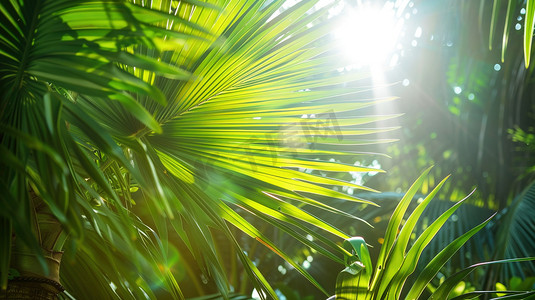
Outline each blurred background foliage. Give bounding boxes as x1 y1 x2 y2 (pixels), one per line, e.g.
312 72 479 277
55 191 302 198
370 0 535 208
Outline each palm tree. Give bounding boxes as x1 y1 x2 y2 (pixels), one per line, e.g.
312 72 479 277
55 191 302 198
1 0 393 298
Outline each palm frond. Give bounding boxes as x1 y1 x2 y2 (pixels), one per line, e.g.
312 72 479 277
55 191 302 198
483 0 535 67
1 0 212 293
2 0 396 297
74 0 394 296
492 180 535 281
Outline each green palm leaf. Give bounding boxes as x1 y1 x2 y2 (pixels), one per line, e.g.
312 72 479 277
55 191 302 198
104 0 393 296
1 0 213 294
2 0 396 297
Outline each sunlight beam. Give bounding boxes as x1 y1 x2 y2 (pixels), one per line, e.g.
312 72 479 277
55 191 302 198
334 3 402 68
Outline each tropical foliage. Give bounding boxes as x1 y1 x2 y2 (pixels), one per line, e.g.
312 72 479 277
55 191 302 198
333 169 535 300
2 0 535 299
321 0 535 298
0 0 395 298
358 0 535 288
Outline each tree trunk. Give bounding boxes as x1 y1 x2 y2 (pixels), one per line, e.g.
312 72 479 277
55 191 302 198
3 275 63 300
1 190 65 299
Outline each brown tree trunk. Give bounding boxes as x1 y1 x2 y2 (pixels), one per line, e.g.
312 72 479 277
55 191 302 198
1 190 65 299
2 276 63 300
3 245 64 299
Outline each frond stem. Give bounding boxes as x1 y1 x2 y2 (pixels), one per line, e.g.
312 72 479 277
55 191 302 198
12 2 42 100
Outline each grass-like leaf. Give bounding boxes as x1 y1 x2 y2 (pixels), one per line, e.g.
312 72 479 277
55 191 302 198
332 169 532 300
431 257 535 299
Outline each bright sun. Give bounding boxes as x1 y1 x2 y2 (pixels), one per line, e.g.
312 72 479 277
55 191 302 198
334 4 401 67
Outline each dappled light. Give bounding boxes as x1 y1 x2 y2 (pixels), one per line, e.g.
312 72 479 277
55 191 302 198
2 0 535 299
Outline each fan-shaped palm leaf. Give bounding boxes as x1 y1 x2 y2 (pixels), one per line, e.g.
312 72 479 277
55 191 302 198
113 0 396 296
2 0 395 298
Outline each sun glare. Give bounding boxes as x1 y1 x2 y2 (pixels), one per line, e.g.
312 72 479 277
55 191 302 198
334 4 402 67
